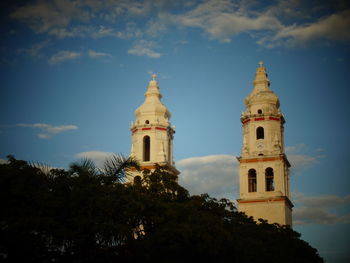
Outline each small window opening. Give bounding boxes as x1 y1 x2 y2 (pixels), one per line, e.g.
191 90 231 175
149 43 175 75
145 120 150 124
258 153 264 156
248 169 257 192
256 127 264 140
265 167 274 191
258 109 262 114
143 136 150 161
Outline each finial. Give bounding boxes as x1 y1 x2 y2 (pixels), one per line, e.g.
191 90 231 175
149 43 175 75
258 61 264 67
151 73 157 81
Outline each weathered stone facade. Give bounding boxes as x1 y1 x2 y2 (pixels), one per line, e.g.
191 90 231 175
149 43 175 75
129 74 179 180
237 63 293 226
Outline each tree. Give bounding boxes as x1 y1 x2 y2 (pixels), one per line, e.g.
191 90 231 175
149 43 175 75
0 155 140 262
0 156 324 263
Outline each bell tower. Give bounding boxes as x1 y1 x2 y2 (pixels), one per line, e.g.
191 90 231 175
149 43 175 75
129 74 179 179
237 62 293 226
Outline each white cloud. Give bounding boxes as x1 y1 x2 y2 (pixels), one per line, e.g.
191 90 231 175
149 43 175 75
74 151 114 168
38 133 51 139
91 25 115 38
170 0 282 43
168 1 350 45
177 154 239 200
259 9 350 47
10 0 149 38
293 192 350 225
116 22 143 39
88 49 112 58
285 144 324 175
9 0 350 49
48 25 116 39
293 207 350 225
294 192 350 207
17 123 78 139
285 143 307 154
128 39 161 58
10 0 90 34
17 40 50 58
145 16 168 37
288 154 319 170
48 50 81 64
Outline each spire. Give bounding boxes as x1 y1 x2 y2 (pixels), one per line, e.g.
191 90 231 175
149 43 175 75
253 61 270 92
135 73 171 126
145 73 162 99
244 62 279 109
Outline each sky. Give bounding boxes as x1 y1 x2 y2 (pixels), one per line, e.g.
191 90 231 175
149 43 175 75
1 0 350 262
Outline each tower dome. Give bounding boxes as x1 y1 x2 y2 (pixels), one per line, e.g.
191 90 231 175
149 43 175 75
244 62 280 116
135 74 171 126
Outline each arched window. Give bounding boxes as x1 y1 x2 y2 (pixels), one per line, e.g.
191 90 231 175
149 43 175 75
248 169 257 192
256 127 264 139
258 109 262 114
265 167 274 191
143 136 150 161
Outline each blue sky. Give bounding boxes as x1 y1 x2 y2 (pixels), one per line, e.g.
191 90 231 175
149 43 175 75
1 0 350 262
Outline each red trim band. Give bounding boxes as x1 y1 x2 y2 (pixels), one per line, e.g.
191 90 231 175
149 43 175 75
132 127 168 132
243 117 280 124
238 156 284 163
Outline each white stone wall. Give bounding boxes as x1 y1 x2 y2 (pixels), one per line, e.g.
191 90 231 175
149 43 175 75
129 75 178 178
239 159 289 199
239 199 292 226
238 64 292 226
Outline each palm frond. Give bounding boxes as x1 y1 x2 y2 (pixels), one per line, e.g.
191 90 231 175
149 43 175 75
103 154 139 182
29 161 54 176
69 158 98 176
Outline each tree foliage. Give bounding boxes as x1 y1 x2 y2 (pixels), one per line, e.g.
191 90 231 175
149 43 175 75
0 156 323 263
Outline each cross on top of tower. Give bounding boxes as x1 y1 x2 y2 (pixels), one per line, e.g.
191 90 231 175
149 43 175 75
151 73 157 81
258 61 264 67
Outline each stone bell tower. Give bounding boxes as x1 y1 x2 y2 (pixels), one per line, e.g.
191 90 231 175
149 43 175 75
237 62 293 226
129 74 179 179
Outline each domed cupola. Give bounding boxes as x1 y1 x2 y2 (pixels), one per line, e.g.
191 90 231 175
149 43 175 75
135 74 171 126
244 62 280 116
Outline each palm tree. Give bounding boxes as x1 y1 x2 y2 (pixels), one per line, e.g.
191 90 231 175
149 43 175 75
102 154 139 183
68 154 139 184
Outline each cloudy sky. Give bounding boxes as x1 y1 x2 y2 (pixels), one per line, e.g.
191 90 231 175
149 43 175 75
1 0 349 262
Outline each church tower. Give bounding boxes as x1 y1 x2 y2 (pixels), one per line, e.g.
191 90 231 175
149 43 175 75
237 62 293 226
129 74 179 179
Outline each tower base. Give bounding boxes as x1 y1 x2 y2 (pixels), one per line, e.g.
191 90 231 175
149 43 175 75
238 196 293 226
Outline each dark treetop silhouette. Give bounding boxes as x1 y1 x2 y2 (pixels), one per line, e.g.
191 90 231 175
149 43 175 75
0 155 323 263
